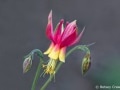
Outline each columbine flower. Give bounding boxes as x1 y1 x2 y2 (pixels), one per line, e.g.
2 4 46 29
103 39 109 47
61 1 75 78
43 10 84 75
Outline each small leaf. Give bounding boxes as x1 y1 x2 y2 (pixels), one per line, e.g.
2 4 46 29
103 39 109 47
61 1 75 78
23 55 32 73
82 53 91 75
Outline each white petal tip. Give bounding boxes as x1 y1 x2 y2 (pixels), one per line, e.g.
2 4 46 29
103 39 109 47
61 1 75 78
48 10 52 19
82 26 85 32
73 20 77 23
59 59 65 63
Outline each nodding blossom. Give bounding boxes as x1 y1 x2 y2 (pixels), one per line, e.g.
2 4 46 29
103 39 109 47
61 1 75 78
43 10 84 75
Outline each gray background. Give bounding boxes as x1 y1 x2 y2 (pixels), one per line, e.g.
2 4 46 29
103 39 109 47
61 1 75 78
0 0 120 90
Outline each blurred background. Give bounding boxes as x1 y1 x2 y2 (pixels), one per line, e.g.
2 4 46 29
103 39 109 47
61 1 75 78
0 0 120 90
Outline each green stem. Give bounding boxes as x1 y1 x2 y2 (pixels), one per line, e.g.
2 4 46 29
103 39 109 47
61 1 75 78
31 58 43 90
40 46 78 90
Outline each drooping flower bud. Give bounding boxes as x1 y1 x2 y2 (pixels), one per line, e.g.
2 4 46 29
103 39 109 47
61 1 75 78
23 49 43 74
82 53 91 75
23 55 32 73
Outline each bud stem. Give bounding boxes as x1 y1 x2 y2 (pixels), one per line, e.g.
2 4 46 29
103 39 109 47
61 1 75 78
31 57 43 90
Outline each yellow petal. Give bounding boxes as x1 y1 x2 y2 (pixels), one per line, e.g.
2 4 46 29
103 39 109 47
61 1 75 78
44 43 54 55
59 47 66 62
48 44 60 60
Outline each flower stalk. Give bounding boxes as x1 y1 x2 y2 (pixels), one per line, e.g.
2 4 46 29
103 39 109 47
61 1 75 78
31 58 43 90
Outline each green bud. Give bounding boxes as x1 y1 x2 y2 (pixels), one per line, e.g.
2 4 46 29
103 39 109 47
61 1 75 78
23 49 43 74
23 55 32 73
82 53 91 75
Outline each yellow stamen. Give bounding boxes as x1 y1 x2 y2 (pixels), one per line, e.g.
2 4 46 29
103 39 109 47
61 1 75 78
42 59 57 75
